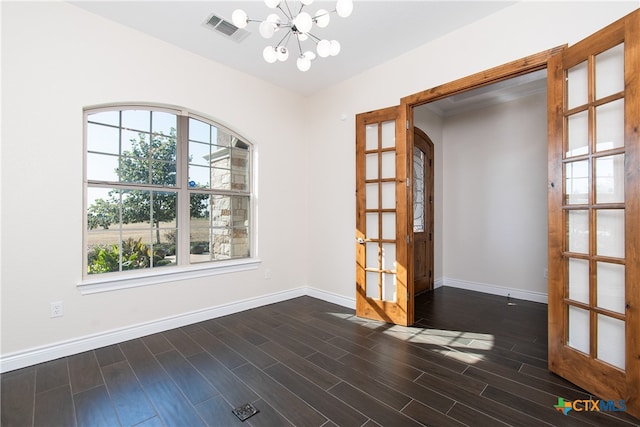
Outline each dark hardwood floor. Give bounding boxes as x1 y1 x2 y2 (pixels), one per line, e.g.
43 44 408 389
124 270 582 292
2 287 639 426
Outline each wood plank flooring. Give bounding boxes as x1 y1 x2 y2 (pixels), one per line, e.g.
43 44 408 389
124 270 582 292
2 287 639 426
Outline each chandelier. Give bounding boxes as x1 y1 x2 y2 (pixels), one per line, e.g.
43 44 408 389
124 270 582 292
231 0 354 72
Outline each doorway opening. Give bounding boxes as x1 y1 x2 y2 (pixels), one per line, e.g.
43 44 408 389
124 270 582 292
412 69 549 302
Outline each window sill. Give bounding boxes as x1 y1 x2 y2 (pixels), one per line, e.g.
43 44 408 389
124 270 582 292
78 258 262 295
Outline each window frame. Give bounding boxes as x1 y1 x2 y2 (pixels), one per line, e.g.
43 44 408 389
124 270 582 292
80 103 259 294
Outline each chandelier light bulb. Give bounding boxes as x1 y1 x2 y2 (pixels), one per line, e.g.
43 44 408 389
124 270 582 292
301 0 314 5
303 50 317 60
298 33 309 41
264 0 281 9
329 40 341 56
259 21 276 38
314 9 330 28
336 0 354 18
297 56 311 72
263 46 278 63
317 39 331 58
231 9 248 28
276 46 289 62
294 12 313 34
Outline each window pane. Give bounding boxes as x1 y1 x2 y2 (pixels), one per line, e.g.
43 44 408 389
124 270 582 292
151 160 176 186
231 147 250 192
122 189 151 225
189 165 211 188
189 118 211 143
87 123 119 154
152 111 176 136
122 110 150 132
87 153 119 182
189 141 210 167
89 110 119 127
87 231 121 274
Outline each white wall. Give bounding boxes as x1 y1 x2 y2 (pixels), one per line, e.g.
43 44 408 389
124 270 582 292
1 2 309 360
442 92 548 294
305 2 638 299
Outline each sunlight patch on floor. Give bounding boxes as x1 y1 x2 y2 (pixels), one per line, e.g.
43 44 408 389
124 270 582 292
326 312 495 362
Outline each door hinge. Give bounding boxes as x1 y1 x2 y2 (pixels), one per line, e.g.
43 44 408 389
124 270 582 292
406 177 411 187
406 120 410 129
406 235 410 244
407 291 410 301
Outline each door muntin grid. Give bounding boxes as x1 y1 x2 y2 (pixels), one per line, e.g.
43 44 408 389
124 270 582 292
563 43 626 370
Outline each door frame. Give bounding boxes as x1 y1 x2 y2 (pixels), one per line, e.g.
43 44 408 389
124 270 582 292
401 46 564 307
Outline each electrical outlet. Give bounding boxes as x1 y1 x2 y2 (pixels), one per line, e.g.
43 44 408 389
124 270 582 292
50 301 64 318
264 269 272 279
543 268 549 279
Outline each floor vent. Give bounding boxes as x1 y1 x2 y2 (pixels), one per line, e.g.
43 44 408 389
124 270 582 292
232 403 259 421
205 14 250 43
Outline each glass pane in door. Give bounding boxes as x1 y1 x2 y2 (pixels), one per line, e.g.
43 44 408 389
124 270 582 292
565 160 589 204
567 210 589 253
568 258 589 304
568 306 590 354
413 148 425 232
596 209 625 258
595 43 624 99
568 61 588 109
596 99 625 152
597 262 625 314
595 154 624 203
597 314 625 369
567 111 589 157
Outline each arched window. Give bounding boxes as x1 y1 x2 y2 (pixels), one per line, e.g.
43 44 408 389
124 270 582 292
82 105 255 291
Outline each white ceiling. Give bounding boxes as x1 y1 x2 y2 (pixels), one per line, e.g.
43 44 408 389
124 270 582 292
70 1 517 97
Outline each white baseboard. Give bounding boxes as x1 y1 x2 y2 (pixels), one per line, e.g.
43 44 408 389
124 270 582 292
307 286 356 309
0 281 544 373
0 287 315 373
443 277 548 304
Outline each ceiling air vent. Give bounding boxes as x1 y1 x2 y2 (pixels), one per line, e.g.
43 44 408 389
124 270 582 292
205 14 250 43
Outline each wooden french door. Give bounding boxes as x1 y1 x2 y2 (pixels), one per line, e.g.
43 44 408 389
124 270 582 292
548 9 639 418
413 127 434 295
355 106 413 326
